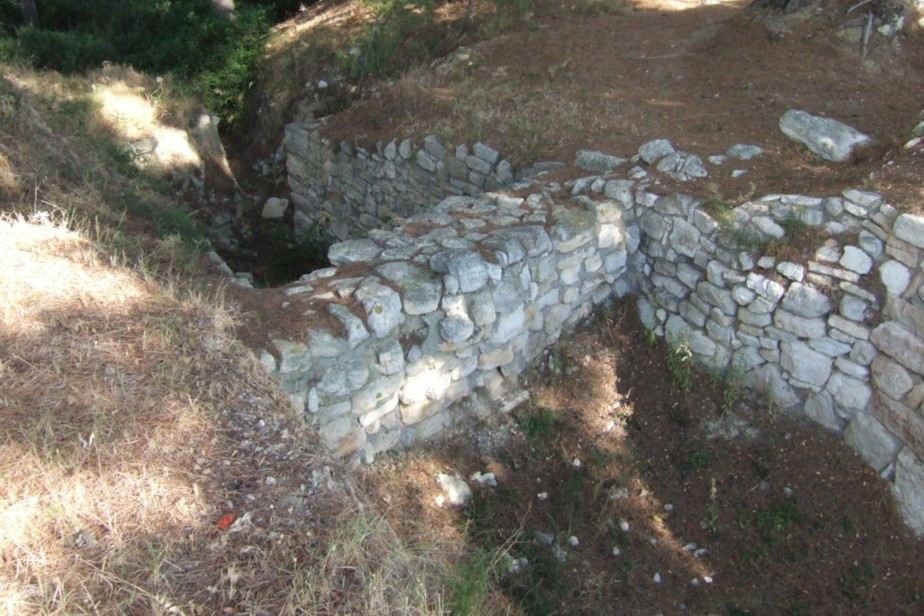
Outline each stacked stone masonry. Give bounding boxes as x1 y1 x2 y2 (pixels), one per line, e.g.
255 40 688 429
279 125 924 535
259 188 634 467
285 123 516 241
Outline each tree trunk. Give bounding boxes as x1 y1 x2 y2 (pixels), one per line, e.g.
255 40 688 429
21 0 39 27
211 0 235 19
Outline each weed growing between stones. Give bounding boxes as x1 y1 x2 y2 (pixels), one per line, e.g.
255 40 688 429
666 336 694 393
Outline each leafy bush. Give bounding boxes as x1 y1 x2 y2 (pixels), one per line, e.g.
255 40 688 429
6 0 271 131
16 27 114 73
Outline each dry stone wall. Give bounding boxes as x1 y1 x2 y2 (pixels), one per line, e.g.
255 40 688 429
278 125 924 535
259 189 634 464
284 123 516 241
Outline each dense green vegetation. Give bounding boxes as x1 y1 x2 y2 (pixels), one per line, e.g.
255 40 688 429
0 0 300 130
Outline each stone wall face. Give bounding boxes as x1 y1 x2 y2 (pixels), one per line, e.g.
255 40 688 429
284 123 515 241
259 190 634 465
279 124 924 535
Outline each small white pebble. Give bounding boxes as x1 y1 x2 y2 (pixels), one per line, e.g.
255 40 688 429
265 477 277 486
568 535 579 547
664 503 674 512
691 578 700 586
619 519 630 532
683 543 697 551
653 573 662 584
572 458 582 469
537 492 549 501
649 538 658 546
704 575 714 584
434 495 446 508
694 548 708 558
612 547 621 557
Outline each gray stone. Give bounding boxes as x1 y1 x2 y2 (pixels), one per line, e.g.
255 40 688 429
893 449 924 537
603 180 635 206
470 290 497 326
479 346 514 370
750 364 800 409
696 281 738 315
779 109 873 162
376 339 405 375
430 250 489 293
751 216 785 240
306 328 350 360
892 214 924 248
879 260 911 296
439 296 475 344
828 372 872 419
436 473 472 507
781 341 832 389
261 197 289 219
781 282 832 318
840 246 873 275
850 340 877 366
871 355 914 400
844 411 902 472
355 281 403 338
808 337 852 357
774 310 827 339
871 322 924 374
472 141 500 165
669 219 701 258
804 392 841 432
493 305 525 344
656 152 708 181
829 314 870 340
725 144 763 160
575 149 627 172
858 230 884 259
638 139 675 164
400 273 443 316
423 135 447 161
776 261 805 281
840 295 868 322
328 304 370 349
329 239 382 265
746 273 785 303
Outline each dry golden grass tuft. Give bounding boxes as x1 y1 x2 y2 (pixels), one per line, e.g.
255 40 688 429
0 211 452 614
0 55 456 613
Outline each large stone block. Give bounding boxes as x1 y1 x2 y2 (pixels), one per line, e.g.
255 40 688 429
781 341 832 389
844 411 902 472
893 449 924 536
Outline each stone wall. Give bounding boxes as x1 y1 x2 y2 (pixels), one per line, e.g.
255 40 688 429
259 189 634 464
278 125 924 535
284 123 516 241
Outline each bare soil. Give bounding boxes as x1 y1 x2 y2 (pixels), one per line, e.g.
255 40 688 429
323 0 924 211
360 300 924 614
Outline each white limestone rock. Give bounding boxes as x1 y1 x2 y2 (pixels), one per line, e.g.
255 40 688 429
844 411 902 472
779 109 873 163
893 449 924 537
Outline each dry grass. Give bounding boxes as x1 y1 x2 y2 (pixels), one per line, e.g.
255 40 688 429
0 212 451 615
0 56 456 614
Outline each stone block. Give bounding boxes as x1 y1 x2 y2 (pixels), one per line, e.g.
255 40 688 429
871 322 924 374
893 449 924 537
844 411 902 472
781 341 832 389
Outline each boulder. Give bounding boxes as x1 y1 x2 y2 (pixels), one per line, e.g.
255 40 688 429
779 109 873 163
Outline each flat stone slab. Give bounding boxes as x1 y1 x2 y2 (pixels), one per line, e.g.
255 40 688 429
779 109 873 163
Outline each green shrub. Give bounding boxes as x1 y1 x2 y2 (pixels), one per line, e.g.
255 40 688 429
17 27 114 73
6 0 270 132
